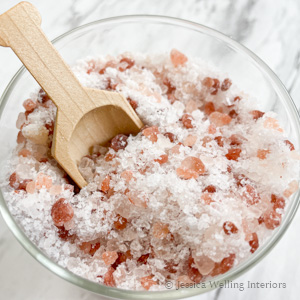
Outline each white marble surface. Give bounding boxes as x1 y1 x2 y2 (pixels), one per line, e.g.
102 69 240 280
0 0 300 299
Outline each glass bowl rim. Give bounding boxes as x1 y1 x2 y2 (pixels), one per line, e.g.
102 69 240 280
0 14 300 300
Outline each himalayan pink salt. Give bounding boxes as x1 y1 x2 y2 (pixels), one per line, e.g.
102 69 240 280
79 242 92 254
127 190 148 208
184 135 197 147
284 139 295 151
36 173 52 190
140 275 157 290
203 185 216 193
137 253 150 264
9 172 19 189
250 110 264 120
271 194 286 210
187 256 203 283
119 57 134 72
23 99 37 112
25 181 36 194
51 198 74 227
193 255 215 276
89 243 100 256
16 112 26 129
18 179 30 191
102 251 118 265
154 154 169 165
110 134 128 151
201 193 214 205
120 170 133 182
211 253 235 276
185 100 198 113
22 124 49 145
49 185 62 195
142 126 159 142
177 156 205 179
17 131 26 144
243 185 260 206
209 112 231 127
203 77 220 95
204 102 215 115
223 221 238 235
152 222 169 239
113 251 132 268
105 153 116 161
170 49 188 67
169 144 182 155
176 275 193 286
104 266 116 287
263 210 281 230
181 113 194 129
101 175 111 193
283 180 299 198
249 232 259 253
226 148 242 161
221 78 232 91
214 136 224 147
18 148 31 157
229 109 238 118
229 134 244 146
264 117 283 132
114 214 128 230
208 124 216 134
164 132 175 143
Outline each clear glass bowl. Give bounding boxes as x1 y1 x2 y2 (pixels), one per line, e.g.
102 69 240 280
0 15 300 300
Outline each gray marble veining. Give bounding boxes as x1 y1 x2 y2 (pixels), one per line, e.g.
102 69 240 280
0 0 300 299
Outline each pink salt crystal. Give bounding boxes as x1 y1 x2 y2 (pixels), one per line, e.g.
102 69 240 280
23 99 37 112
101 175 111 193
35 173 52 190
284 140 295 151
164 132 176 143
223 221 238 235
204 102 215 115
263 210 281 230
110 134 128 151
249 232 259 253
127 190 148 208
177 156 205 179
170 49 188 67
9 172 19 189
184 135 197 147
225 148 242 161
51 198 74 227
201 193 214 205
142 126 160 142
79 242 92 254
283 180 299 198
120 170 133 182
187 256 203 283
263 117 283 132
176 275 193 286
49 185 62 195
102 251 118 265
181 113 194 129
114 214 128 230
17 131 26 144
140 275 158 290
257 149 270 160
243 185 260 205
118 57 134 72
18 148 31 157
154 154 169 165
169 144 181 155
193 255 215 276
25 181 36 194
104 266 116 287
209 112 232 127
208 124 216 134
185 100 198 113
16 112 26 129
64 184 74 193
152 222 169 239
221 78 232 91
211 253 236 276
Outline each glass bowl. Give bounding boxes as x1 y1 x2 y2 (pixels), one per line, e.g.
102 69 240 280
0 15 300 300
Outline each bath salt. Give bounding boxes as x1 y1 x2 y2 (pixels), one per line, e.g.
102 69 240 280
1 50 299 291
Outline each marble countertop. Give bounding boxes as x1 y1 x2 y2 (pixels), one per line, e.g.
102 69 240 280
0 0 300 299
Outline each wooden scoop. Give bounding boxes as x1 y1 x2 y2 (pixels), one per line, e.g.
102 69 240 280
0 2 143 188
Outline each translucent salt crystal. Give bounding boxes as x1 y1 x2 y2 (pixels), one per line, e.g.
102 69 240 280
185 100 198 113
16 112 26 129
18 148 31 157
181 113 194 129
64 219 75 230
22 124 49 145
127 190 147 208
140 275 157 290
142 126 159 143
209 112 231 127
100 175 111 193
184 135 197 147
49 185 62 195
170 49 188 67
152 222 169 239
193 254 215 275
121 170 133 182
169 144 181 155
102 251 118 265
51 198 74 227
176 156 205 179
79 156 94 169
92 145 108 155
26 181 36 194
35 173 52 190
283 180 298 198
263 117 283 132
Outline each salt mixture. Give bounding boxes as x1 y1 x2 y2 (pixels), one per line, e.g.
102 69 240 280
1 49 299 290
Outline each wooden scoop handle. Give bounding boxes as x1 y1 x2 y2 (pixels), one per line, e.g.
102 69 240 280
0 2 95 125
